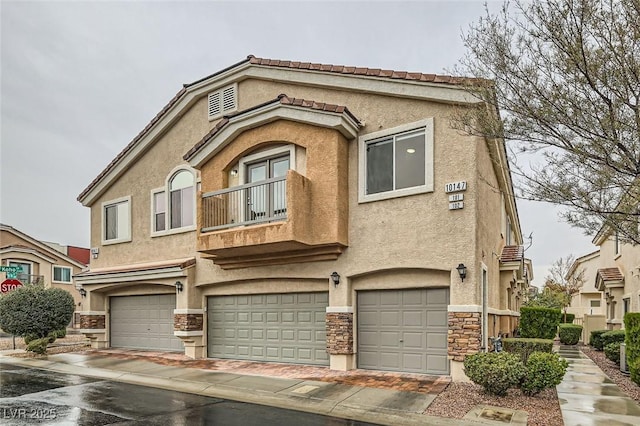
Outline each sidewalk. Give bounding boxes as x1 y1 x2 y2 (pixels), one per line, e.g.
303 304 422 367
556 345 640 425
0 350 479 426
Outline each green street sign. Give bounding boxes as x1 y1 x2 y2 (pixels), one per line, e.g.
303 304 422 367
0 265 22 273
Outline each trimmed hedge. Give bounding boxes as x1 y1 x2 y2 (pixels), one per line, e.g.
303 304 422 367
601 330 626 347
560 313 576 323
590 329 608 350
604 342 621 364
624 313 640 386
464 352 526 396
519 307 561 339
558 324 582 345
521 352 568 396
502 338 554 363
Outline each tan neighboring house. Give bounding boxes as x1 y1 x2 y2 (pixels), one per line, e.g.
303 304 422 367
566 250 605 320
588 228 640 330
0 224 88 327
75 56 532 379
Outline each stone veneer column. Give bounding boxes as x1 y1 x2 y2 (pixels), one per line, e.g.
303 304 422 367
79 311 107 349
448 312 481 362
326 307 354 370
173 309 204 358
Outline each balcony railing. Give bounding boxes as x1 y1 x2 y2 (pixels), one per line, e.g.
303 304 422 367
17 274 45 285
201 176 287 233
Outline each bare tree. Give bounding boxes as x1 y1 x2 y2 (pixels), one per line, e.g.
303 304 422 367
544 255 586 321
455 0 640 243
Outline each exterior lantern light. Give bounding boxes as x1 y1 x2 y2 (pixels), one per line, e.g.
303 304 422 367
79 288 87 297
175 281 184 292
330 272 340 287
456 263 467 282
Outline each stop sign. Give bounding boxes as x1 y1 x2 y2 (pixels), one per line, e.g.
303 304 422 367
0 279 23 294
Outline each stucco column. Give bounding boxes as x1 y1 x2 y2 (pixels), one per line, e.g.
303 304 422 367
79 290 107 348
327 274 355 370
174 268 204 358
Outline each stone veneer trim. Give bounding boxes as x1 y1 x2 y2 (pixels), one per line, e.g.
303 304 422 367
448 311 481 362
174 313 204 332
326 312 354 355
80 314 106 330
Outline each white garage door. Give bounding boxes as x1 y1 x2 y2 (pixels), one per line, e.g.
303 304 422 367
208 292 329 365
110 294 182 351
358 288 449 374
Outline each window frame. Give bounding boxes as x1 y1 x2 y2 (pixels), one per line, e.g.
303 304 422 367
614 231 621 257
358 118 434 203
52 265 73 284
150 167 197 238
590 299 601 308
101 196 132 245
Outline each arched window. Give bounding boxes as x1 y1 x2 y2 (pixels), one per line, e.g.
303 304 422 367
169 170 195 229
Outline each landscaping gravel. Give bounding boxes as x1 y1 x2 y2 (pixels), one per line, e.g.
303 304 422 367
581 345 640 404
424 382 563 426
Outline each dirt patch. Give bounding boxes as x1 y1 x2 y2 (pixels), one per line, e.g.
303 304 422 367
0 334 90 357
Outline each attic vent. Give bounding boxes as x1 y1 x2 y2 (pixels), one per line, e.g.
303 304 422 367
208 84 237 119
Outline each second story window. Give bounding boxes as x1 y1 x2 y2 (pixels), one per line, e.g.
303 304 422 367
53 266 72 283
169 170 195 229
153 191 166 232
614 231 620 256
102 196 131 244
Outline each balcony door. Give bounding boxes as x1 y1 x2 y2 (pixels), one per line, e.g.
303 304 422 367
246 155 289 221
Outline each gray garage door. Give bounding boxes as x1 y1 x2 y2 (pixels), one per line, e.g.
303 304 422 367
110 294 182 351
358 288 449 374
208 292 329 365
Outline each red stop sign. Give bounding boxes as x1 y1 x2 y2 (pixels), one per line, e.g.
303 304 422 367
0 279 23 293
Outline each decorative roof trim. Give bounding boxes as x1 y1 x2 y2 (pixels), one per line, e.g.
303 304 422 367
74 257 195 285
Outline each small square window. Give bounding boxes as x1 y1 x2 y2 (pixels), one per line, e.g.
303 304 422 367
102 197 131 244
590 300 601 308
53 266 72 283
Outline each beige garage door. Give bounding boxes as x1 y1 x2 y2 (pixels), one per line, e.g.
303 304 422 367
358 288 449 374
207 292 329 365
110 294 182 351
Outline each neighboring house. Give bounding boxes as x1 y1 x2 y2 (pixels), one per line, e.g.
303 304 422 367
0 224 88 327
75 55 531 380
589 227 640 330
566 250 605 320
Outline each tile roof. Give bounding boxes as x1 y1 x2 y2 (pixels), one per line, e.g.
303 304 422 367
500 245 524 263
184 94 361 161
597 267 624 282
79 55 483 202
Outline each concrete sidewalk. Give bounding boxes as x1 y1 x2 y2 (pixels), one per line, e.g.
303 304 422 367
0 351 480 426
556 345 640 425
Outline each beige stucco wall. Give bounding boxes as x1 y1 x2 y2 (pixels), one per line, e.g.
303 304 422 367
597 236 640 323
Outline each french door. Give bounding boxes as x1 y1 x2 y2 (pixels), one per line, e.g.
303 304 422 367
246 155 289 221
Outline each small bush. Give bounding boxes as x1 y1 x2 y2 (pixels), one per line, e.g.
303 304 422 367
630 357 640 386
560 313 575 323
519 307 561 339
23 333 38 344
502 338 554 363
558 324 582 345
50 329 66 339
26 337 49 355
521 351 568 396
624 313 640 382
604 342 621 364
590 330 608 350
464 352 526 396
601 330 626 348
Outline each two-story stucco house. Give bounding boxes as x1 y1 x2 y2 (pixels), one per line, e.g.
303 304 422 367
567 250 606 320
0 224 88 327
75 56 531 379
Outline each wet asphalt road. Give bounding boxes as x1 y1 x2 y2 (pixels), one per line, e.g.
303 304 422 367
0 362 377 425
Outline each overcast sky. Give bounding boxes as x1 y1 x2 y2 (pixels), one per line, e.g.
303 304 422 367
0 0 596 284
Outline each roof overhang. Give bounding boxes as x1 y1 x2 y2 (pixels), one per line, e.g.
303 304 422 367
0 246 56 264
75 257 195 286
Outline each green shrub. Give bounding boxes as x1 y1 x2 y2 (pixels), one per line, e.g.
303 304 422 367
558 324 582 345
23 333 38 344
26 337 49 355
625 313 640 386
601 330 626 347
464 352 526 396
519 307 561 339
503 338 554 363
521 352 569 396
604 342 621 364
590 329 608 350
0 285 74 354
560 313 575 323
50 329 67 339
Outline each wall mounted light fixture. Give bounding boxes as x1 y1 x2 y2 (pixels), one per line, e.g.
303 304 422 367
456 263 467 282
175 281 184 292
330 272 340 287
79 288 87 297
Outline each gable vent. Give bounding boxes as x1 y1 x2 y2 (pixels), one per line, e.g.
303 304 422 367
208 84 237 119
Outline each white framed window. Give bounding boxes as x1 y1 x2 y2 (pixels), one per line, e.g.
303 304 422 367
152 189 166 233
358 118 434 203
208 83 237 120
614 231 621 256
102 196 131 245
623 298 630 315
52 266 72 283
169 170 195 229
590 299 601 308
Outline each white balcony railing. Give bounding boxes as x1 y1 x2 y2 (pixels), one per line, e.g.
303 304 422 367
201 176 287 232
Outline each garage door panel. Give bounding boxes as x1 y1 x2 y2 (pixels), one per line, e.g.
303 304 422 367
110 294 182 352
358 288 449 374
208 292 328 365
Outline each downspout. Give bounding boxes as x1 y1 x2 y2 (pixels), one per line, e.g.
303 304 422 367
482 266 488 352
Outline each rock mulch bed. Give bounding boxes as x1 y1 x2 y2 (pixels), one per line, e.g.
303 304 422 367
424 382 562 426
581 345 640 404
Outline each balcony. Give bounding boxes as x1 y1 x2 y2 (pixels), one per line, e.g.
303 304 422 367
17 274 45 285
198 170 347 269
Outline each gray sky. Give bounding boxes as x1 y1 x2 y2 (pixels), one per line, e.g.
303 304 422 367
0 0 596 284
